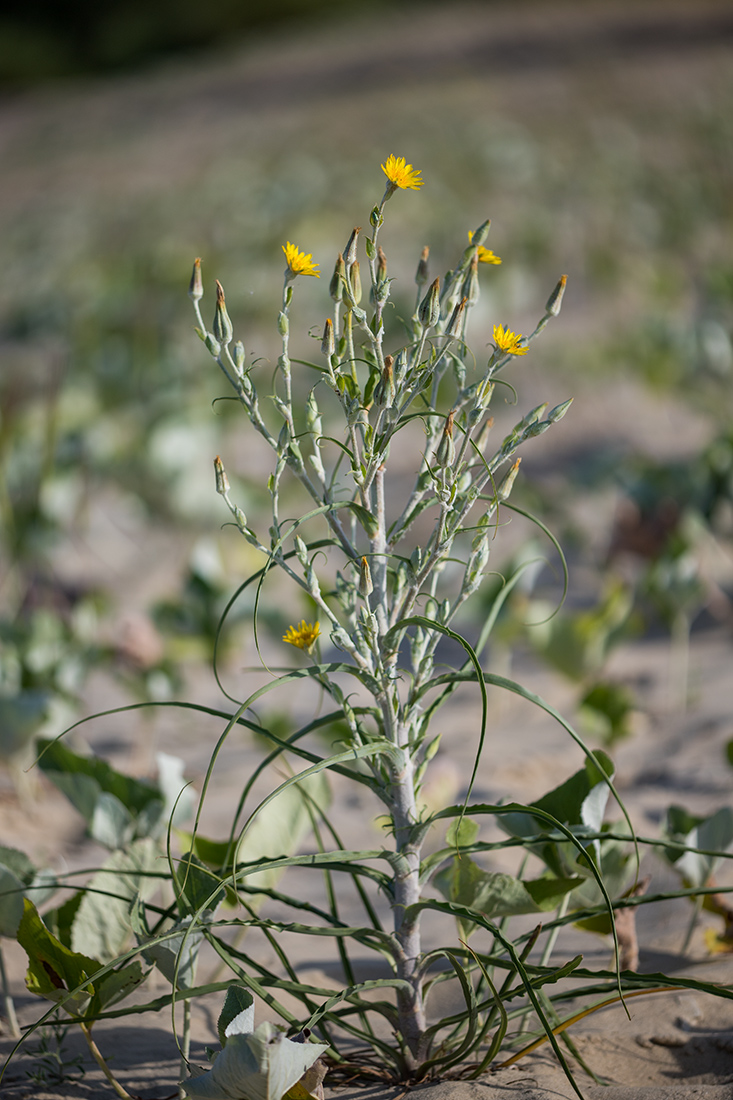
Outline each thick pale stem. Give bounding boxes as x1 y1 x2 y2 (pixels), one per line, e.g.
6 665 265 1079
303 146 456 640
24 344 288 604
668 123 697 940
388 730 427 1064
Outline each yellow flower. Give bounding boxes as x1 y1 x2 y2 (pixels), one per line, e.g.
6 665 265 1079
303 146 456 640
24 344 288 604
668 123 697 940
282 242 320 279
283 619 321 651
381 155 424 191
493 324 528 356
468 231 502 265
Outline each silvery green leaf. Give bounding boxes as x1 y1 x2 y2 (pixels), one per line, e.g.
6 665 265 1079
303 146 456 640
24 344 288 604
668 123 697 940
218 987 255 1046
71 839 160 962
143 915 202 989
183 1021 327 1100
90 791 134 849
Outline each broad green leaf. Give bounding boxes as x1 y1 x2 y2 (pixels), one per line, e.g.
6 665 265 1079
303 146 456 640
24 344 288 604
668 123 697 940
184 1021 328 1100
185 771 331 909
446 817 479 848
434 855 580 938
218 985 255 1046
142 916 202 990
0 848 57 936
71 838 160 962
37 738 161 818
176 851 226 917
93 960 147 1011
663 805 733 888
17 898 100 1015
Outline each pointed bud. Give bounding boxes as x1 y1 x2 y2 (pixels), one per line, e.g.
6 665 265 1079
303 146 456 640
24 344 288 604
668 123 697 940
214 455 230 495
349 260 362 305
321 318 335 359
498 458 521 501
469 219 491 248
462 253 480 308
189 257 203 302
547 397 573 423
330 253 346 302
474 416 494 453
374 355 395 408
359 556 373 599
434 410 455 468
545 274 568 317
377 246 388 284
446 296 467 338
343 227 361 268
418 277 441 330
233 341 246 374
415 246 430 287
213 280 233 346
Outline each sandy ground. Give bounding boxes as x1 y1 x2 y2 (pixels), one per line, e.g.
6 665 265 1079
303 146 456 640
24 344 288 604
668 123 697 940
2 2 733 1098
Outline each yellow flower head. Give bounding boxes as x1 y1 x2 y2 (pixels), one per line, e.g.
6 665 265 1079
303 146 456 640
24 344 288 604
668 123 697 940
283 619 321 651
381 155 424 192
282 242 320 279
468 231 502 265
493 324 528 357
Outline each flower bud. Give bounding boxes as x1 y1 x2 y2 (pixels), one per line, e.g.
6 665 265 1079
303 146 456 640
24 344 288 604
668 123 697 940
321 318 335 359
214 455 230 495
349 260 362 305
233 341 246 375
469 219 491 248
498 458 521 501
374 356 395 408
369 205 383 229
377 246 388 284
277 311 289 336
213 280 233 347
205 332 221 358
415 246 430 287
434 410 455 468
188 257 203 302
446 296 467 338
545 274 568 317
418 277 441 330
547 397 573 422
461 253 480 308
330 253 346 302
343 227 361 267
359 556 373 599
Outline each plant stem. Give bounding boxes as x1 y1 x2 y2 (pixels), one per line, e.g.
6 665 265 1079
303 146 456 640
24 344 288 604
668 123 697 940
179 997 192 1099
0 946 20 1039
79 1023 133 1100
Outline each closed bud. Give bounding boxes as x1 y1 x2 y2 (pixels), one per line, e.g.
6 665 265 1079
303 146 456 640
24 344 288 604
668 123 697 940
498 458 522 501
294 535 309 567
277 311 289 336
349 260 362 305
359 556 373 599
374 355 395 407
188 257 203 302
434 410 455 468
548 397 573 423
214 455 230 495
446 296 467 338
474 416 494 453
418 277 441 330
343 227 361 267
330 253 346 302
469 219 491 248
233 341 246 374
415 246 430 287
377 246 388 283
205 332 221 358
369 205 383 229
321 318 335 359
306 390 322 435
213 281 233 346
462 253 480 308
545 274 568 317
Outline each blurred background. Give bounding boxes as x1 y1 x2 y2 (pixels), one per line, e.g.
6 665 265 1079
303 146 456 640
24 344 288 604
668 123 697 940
1 0 733 796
